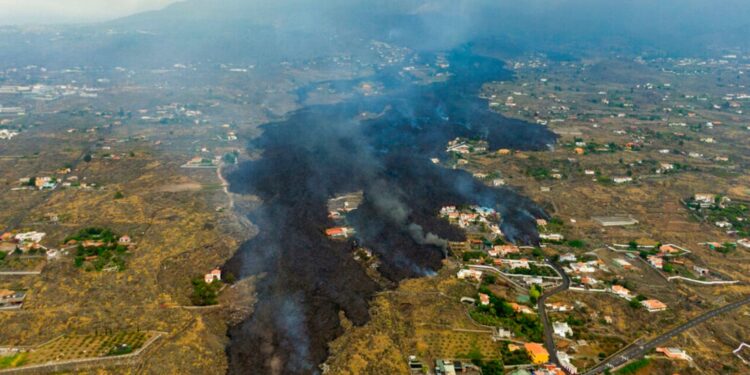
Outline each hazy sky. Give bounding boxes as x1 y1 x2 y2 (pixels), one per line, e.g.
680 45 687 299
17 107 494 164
0 0 181 25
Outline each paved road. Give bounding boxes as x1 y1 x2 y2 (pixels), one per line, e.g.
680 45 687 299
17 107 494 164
583 295 750 375
537 261 571 372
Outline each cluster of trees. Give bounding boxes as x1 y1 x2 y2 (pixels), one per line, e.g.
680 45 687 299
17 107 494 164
470 287 543 342
68 228 129 272
191 278 222 306
509 263 557 277
500 343 531 366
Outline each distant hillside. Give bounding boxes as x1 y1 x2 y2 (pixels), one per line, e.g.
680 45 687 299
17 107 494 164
0 0 749 69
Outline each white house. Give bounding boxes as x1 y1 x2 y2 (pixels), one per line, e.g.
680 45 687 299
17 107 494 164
204 268 222 284
14 231 45 243
559 253 577 263
611 285 632 300
539 233 564 242
613 177 633 184
457 269 483 281
553 321 573 338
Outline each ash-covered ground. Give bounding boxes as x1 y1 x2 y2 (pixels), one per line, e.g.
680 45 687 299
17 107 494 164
224 48 557 375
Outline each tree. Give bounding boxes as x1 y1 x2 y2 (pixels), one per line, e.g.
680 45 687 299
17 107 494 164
223 272 237 284
567 239 585 248
191 278 220 306
480 360 504 375
114 192 124 200
83 154 92 163
628 240 638 250
629 299 641 309
529 285 542 303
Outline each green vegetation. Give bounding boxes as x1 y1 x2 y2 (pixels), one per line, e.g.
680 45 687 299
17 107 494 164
0 353 27 369
616 358 650 374
462 251 484 262
191 278 221 306
529 284 542 303
566 239 585 248
223 151 239 164
478 360 504 375
107 343 133 356
509 263 557 277
471 288 543 342
500 343 531 365
67 228 129 272
113 191 125 200
0 251 6 263
526 167 551 180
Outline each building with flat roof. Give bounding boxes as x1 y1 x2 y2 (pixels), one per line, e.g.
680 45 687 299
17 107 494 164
592 216 639 227
524 342 549 364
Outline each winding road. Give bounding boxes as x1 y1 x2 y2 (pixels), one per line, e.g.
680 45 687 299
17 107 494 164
537 261 571 372
534 260 750 375
582 295 750 375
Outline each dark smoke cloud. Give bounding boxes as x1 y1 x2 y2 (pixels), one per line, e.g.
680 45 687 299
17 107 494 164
224 48 556 374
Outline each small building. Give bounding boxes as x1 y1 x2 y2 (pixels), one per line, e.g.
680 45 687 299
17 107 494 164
659 244 682 254
580 276 597 286
553 321 573 338
510 302 536 315
504 258 530 269
325 227 353 239
494 244 520 256
524 343 549 364
613 177 633 184
492 328 513 340
559 253 577 263
546 302 573 312
118 235 132 245
592 216 639 227
570 262 596 274
647 255 663 269
693 266 710 276
641 299 667 312
435 359 456 375
0 290 26 310
611 285 632 300
457 269 482 282
204 268 222 284
539 233 564 242
694 193 715 206
479 293 490 306
656 347 692 361
14 231 45 243
614 258 634 270
557 351 579 374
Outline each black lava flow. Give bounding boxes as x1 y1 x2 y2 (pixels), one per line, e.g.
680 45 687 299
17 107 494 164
224 49 558 375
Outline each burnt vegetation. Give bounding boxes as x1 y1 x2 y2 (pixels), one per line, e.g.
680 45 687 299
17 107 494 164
224 49 556 374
